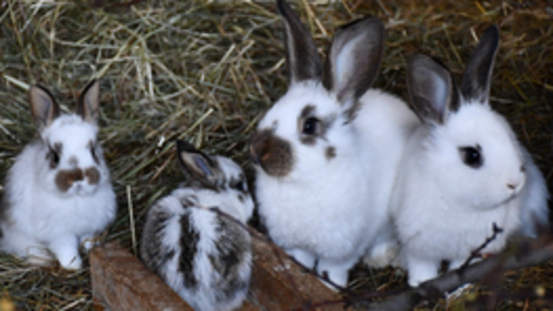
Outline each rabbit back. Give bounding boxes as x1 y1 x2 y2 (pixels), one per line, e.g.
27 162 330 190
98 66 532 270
141 189 251 311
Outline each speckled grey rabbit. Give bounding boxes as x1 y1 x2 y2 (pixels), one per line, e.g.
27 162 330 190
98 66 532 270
140 140 254 311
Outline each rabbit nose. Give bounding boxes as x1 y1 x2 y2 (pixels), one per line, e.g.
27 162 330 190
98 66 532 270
249 130 293 177
507 175 525 192
506 163 527 191
66 169 84 184
55 169 84 192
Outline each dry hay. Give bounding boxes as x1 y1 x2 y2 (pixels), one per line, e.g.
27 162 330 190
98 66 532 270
0 0 552 310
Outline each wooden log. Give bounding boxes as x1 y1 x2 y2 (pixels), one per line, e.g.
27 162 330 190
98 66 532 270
90 242 193 311
247 237 346 311
91 236 346 310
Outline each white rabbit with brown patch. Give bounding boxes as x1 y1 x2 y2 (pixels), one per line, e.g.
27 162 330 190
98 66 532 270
249 0 420 287
391 26 549 287
1 80 117 270
141 140 254 311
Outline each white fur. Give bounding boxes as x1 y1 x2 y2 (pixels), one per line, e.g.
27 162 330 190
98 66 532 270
1 114 116 270
142 155 254 311
391 101 548 287
518 147 550 237
255 81 420 286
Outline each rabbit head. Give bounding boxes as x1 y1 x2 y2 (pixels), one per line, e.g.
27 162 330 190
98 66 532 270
250 0 385 179
176 140 254 222
29 80 109 197
406 26 526 211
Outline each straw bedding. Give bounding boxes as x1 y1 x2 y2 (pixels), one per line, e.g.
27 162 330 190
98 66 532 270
0 0 551 309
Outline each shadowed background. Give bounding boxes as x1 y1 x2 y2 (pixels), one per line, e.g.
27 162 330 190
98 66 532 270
0 0 551 309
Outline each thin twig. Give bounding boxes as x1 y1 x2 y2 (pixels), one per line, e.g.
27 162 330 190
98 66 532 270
365 238 553 311
460 222 504 270
127 185 137 256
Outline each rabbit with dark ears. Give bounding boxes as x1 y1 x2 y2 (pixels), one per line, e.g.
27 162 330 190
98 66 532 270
141 140 254 311
391 26 549 287
250 0 420 288
0 80 117 270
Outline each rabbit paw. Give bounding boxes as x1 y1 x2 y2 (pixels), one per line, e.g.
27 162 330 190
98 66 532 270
50 237 82 270
364 242 399 268
406 257 440 287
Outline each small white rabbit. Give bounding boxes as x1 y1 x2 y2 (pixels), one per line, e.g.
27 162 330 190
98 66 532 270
140 140 254 311
249 0 420 287
1 80 117 270
391 25 549 287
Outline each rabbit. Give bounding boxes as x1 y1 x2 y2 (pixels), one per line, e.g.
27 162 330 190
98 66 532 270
249 0 420 288
0 80 117 270
391 25 550 287
140 140 254 311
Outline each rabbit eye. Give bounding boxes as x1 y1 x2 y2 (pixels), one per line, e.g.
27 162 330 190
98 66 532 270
230 178 247 193
459 145 483 168
302 117 320 135
236 181 245 192
89 141 99 164
47 147 60 168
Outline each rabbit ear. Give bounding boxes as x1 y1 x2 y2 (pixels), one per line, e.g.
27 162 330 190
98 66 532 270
77 80 100 125
28 85 60 132
407 54 460 124
176 140 221 184
323 16 384 106
277 0 322 84
460 25 499 104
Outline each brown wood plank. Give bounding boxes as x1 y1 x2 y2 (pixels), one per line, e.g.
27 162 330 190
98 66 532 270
247 237 347 311
90 242 193 311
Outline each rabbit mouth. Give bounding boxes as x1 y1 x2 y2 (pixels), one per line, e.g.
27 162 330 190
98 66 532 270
506 187 523 202
482 190 522 211
71 183 96 196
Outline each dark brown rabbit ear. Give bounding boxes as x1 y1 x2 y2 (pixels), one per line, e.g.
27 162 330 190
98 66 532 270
176 140 222 186
76 80 100 125
277 0 322 84
460 25 499 104
28 85 60 133
407 54 460 125
323 16 385 105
